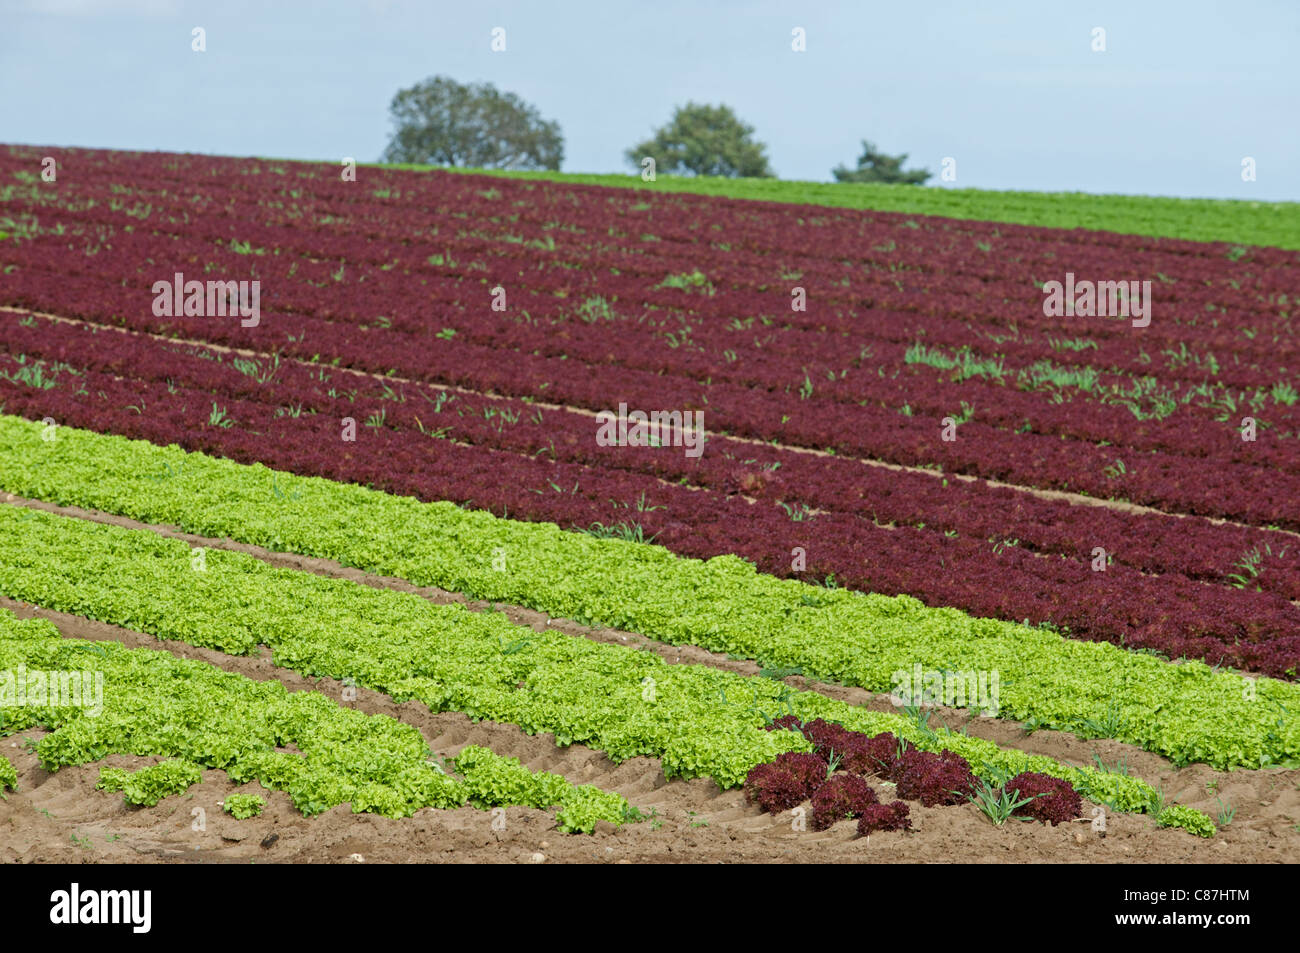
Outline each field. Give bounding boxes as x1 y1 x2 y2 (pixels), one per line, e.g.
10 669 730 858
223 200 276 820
1 144 1298 863
385 162 1300 250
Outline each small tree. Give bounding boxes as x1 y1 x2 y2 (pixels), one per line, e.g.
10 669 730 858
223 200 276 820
832 141 931 185
626 102 774 178
381 76 563 170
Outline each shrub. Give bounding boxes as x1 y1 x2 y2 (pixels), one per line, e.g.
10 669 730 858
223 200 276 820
744 763 808 813
0 754 18 793
99 759 204 807
801 718 857 762
810 774 878 831
1156 805 1217 838
764 714 803 733
95 767 130 794
223 793 266 819
744 751 828 813
894 749 975 807
772 751 830 792
768 719 916 779
856 800 912 836
555 785 631 834
850 732 905 778
1006 771 1082 826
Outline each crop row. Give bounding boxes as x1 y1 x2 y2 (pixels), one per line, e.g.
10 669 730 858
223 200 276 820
0 503 1193 821
5 256 1299 529
5 148 1299 396
4 215 1296 414
747 720 1075 828
0 609 630 830
7 146 1297 277
5 186 1299 432
9 229 1300 474
7 310 1300 602
4 345 1299 678
2 415 1298 769
8 146 1298 311
10 152 1300 494
423 163 1300 252
746 717 1214 836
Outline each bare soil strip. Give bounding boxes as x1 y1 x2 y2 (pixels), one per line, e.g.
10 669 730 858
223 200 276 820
2 493 1297 864
6 304 1289 536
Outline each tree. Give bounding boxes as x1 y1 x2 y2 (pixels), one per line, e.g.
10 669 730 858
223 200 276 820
832 141 931 185
625 102 774 178
381 76 563 171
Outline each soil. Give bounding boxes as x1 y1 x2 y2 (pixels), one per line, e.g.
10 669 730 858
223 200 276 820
2 495 1298 864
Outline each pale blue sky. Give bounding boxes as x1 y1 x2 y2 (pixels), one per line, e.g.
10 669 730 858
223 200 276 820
1 0 1295 199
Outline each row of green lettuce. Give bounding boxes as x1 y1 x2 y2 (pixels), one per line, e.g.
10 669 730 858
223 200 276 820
0 609 630 832
368 161 1300 251
0 415 1295 772
91 745 592 820
0 504 1211 833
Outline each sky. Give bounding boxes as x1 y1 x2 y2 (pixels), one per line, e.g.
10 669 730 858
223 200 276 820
1 0 1296 200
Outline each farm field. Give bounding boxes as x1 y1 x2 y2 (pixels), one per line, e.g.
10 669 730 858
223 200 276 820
1 145 1298 863
382 162 1300 251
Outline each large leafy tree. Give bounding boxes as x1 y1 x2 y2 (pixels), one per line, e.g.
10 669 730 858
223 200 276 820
381 76 563 170
625 102 774 178
832 140 932 185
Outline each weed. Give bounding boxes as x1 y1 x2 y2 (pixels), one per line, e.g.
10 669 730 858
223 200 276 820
208 404 233 428
969 777 1038 826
